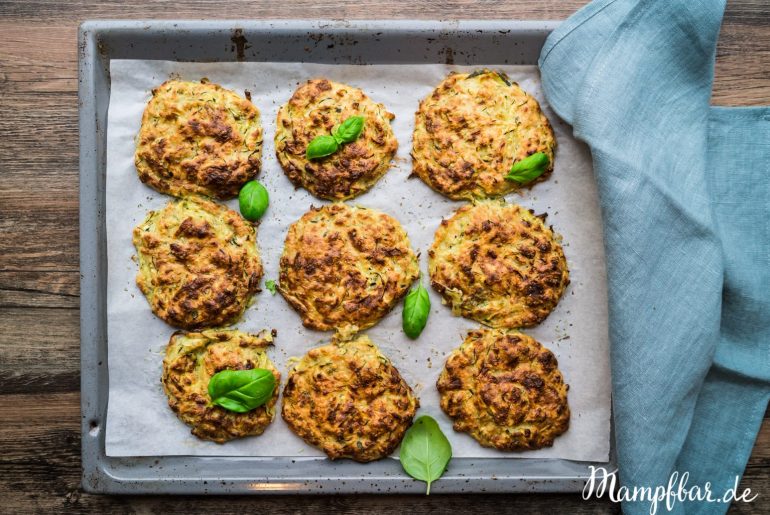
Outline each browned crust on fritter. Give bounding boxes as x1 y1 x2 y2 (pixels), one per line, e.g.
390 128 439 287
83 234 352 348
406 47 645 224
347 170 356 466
274 78 398 200
133 196 263 329
437 329 569 451
278 203 419 334
412 70 556 200
281 335 419 461
162 329 279 443
135 79 263 199
428 199 569 328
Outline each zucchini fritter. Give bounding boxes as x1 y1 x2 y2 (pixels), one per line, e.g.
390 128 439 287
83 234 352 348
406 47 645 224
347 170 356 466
281 335 419 462
135 79 263 199
162 329 279 443
275 79 398 200
429 199 569 328
437 329 569 450
278 203 419 335
412 70 555 200
133 196 263 329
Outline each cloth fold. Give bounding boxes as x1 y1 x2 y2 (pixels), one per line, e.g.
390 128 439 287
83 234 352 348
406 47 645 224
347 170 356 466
539 1 770 513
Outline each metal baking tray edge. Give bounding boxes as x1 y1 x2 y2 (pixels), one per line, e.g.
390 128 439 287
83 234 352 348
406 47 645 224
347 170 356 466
79 19 615 495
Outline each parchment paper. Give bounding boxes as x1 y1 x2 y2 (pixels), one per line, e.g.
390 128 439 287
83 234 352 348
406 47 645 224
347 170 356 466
105 60 611 461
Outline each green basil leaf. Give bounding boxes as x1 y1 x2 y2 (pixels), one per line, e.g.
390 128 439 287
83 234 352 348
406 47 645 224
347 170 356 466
208 368 276 413
504 152 550 184
238 180 269 221
400 415 452 494
306 134 339 160
265 279 277 295
332 115 365 144
403 280 430 339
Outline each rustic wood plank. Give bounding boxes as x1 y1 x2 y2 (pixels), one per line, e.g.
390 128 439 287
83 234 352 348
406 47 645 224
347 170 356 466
0 1 589 21
713 11 770 106
0 309 80 394
0 0 767 512
0 271 80 310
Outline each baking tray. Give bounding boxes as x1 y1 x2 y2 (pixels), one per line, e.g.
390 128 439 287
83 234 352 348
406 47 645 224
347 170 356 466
79 19 615 494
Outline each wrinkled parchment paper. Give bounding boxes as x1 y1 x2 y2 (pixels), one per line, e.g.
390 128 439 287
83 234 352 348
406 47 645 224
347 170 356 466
105 60 611 461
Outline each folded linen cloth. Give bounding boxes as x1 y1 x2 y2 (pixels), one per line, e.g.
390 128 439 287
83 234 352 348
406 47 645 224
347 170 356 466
539 1 770 513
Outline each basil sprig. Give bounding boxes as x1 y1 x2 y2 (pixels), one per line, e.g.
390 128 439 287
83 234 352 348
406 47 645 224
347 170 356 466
400 416 452 494
306 115 365 160
332 115 365 143
403 280 430 339
264 279 277 295
305 135 339 160
207 368 276 413
504 152 550 184
238 180 269 221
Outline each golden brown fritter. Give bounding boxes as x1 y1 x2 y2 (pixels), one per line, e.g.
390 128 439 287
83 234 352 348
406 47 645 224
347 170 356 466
274 79 398 200
282 335 419 462
135 79 263 199
133 196 263 329
278 203 419 335
437 329 569 451
412 70 556 200
162 329 280 443
429 199 569 329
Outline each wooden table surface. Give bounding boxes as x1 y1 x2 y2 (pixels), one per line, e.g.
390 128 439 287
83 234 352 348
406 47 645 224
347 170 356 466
1 1 767 513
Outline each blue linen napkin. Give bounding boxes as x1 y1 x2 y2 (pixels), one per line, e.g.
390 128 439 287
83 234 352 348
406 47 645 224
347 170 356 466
538 0 770 513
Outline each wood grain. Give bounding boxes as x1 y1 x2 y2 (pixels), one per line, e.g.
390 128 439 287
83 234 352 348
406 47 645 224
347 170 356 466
0 0 767 513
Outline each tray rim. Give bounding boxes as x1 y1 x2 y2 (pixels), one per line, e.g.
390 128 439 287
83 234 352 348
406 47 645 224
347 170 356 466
79 18 615 495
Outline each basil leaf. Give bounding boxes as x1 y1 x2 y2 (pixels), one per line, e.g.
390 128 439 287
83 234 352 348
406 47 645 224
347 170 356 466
504 152 550 184
208 368 276 413
265 279 277 295
400 415 452 494
332 115 365 144
403 280 430 339
306 134 339 160
238 180 269 221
